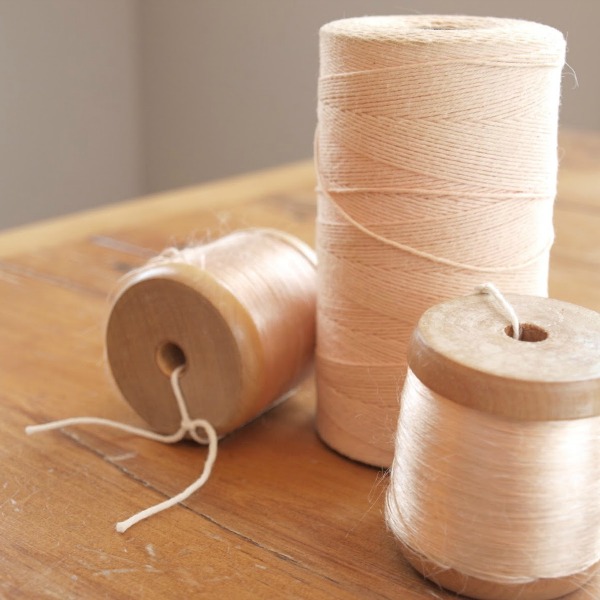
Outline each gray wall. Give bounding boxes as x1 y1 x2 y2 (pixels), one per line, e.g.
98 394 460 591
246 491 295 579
0 0 141 229
1 1 598 229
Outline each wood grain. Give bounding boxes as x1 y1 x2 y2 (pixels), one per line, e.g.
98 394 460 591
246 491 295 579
0 130 599 599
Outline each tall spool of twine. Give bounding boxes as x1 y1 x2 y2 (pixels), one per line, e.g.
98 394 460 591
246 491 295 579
315 16 567 466
386 292 600 600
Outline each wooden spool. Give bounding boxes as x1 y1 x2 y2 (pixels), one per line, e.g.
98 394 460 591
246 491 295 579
399 293 600 600
106 229 317 438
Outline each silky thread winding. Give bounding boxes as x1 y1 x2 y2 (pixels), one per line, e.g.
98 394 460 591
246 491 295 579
385 287 600 586
315 15 566 466
386 368 600 583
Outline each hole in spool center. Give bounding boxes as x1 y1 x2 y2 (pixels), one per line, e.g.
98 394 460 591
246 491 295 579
504 323 548 342
156 341 187 376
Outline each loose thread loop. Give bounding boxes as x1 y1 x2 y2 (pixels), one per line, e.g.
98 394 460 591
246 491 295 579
318 185 555 273
475 282 520 340
25 365 218 533
313 132 554 274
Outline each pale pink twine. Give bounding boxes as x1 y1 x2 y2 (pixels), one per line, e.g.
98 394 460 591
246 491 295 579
314 15 566 467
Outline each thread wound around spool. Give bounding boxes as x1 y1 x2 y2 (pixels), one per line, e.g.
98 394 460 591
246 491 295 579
105 230 317 438
315 15 566 468
390 293 600 600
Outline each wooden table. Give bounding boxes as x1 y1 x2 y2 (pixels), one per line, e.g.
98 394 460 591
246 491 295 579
1 130 599 599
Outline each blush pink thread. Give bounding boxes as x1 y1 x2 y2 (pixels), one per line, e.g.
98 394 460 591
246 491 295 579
314 15 566 467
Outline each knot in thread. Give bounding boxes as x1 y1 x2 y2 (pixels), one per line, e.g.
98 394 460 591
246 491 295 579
169 365 212 444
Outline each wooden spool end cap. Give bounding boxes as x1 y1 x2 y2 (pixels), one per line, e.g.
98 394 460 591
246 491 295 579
409 294 600 421
402 543 599 600
106 262 262 437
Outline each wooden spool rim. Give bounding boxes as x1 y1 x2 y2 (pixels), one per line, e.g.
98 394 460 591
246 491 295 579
401 542 600 600
106 261 263 436
408 294 600 421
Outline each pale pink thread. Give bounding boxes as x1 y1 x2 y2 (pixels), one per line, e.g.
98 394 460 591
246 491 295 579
386 368 600 583
314 15 566 466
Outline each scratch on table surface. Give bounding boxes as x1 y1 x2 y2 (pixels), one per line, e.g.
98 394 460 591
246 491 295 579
146 544 156 559
1 485 40 512
77 546 140 567
94 568 138 577
204 530 225 543
107 452 137 462
0 260 105 297
75 546 162 577
144 564 161 573
89 235 155 258
175 568 202 590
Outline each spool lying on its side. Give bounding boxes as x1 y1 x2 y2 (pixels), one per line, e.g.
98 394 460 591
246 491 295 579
387 294 600 600
106 229 317 438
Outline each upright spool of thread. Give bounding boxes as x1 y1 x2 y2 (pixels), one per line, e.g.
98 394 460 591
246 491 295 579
386 293 600 600
106 229 317 437
315 16 567 466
